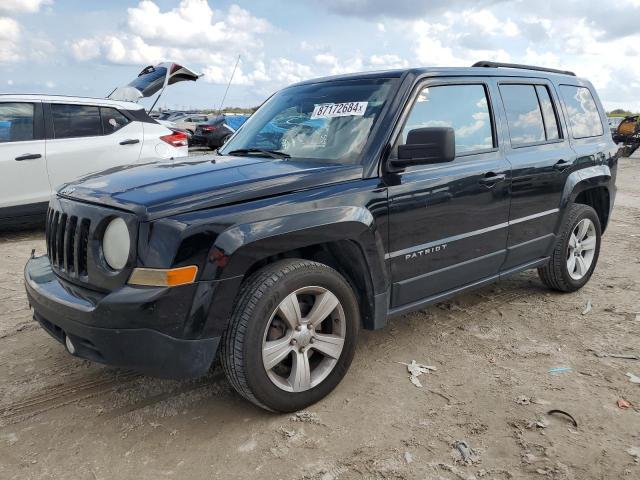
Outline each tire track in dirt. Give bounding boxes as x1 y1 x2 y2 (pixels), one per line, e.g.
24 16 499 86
0 370 141 425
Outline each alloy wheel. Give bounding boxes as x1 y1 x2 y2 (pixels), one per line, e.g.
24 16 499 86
567 218 597 280
261 286 346 392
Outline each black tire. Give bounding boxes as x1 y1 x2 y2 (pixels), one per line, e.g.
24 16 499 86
220 259 360 412
537 204 601 292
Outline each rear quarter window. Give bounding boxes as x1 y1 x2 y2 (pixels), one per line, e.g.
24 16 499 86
559 85 604 139
100 107 130 134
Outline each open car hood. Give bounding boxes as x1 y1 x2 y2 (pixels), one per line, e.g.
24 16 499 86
107 62 202 103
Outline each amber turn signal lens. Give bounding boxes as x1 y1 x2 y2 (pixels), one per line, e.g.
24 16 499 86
128 266 198 287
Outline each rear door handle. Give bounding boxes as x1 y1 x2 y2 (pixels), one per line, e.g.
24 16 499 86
15 153 42 161
553 159 571 171
479 172 506 186
119 139 140 145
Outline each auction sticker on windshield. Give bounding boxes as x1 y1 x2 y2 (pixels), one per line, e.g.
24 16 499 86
311 102 368 119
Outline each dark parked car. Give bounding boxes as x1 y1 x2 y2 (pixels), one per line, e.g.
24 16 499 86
191 114 249 148
25 61 617 412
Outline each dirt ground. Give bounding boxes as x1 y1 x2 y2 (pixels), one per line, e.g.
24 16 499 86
1 155 639 480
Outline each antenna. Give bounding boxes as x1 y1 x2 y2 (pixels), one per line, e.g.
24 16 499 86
219 55 241 114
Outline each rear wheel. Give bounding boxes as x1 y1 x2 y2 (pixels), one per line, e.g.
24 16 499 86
538 204 601 292
220 259 359 412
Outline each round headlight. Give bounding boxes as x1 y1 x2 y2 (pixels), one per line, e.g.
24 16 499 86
103 217 130 271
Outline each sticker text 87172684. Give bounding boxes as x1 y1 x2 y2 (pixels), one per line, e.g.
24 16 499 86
311 102 368 119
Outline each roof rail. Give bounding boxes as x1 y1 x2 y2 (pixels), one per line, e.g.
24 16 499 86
472 61 576 77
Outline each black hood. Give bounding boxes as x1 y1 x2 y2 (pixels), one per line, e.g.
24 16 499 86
58 155 362 220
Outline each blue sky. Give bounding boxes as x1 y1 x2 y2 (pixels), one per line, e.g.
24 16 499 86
1 0 640 110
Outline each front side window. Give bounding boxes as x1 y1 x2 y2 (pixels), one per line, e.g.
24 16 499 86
500 84 546 146
219 78 396 164
100 107 130 134
52 104 102 139
560 85 604 139
398 84 494 155
0 103 34 143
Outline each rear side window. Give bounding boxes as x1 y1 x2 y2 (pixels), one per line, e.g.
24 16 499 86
535 86 560 140
51 104 102 139
559 85 604 138
0 103 34 143
500 85 546 146
100 107 130 134
500 84 563 146
400 84 494 155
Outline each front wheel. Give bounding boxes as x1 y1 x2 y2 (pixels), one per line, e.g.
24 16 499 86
220 259 359 412
538 204 601 292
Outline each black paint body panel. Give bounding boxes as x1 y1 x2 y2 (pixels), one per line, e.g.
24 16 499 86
23 66 619 378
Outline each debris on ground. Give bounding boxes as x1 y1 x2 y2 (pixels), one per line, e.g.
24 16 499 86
452 440 480 465
279 427 296 438
526 418 548 429
404 451 413 464
628 446 640 463
626 372 640 384
516 395 531 405
409 375 423 388
399 360 436 388
593 351 640 360
617 399 632 409
547 409 578 428
582 300 592 315
290 411 321 425
548 367 572 375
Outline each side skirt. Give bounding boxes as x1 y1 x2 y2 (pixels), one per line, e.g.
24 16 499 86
386 257 550 320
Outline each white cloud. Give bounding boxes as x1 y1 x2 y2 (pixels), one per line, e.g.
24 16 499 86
0 5 55 65
125 1 269 49
0 0 52 14
369 54 409 69
70 0 274 86
412 21 463 66
0 17 21 63
0 17 53 64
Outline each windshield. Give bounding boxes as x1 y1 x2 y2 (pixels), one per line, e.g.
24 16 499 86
219 78 396 164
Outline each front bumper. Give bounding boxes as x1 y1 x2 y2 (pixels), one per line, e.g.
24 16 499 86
24 255 219 378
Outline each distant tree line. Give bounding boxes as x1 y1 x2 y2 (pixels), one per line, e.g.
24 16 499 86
608 109 638 117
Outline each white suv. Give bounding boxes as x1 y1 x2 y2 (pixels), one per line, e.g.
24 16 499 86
0 96 188 227
1 62 201 227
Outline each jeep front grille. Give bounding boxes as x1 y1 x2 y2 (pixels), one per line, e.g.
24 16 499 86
46 207 91 277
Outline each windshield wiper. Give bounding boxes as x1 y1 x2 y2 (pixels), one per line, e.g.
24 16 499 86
226 148 290 159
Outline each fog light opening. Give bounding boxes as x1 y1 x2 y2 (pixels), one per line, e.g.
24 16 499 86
65 335 76 355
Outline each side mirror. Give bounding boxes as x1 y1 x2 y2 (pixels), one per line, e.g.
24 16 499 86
392 127 456 168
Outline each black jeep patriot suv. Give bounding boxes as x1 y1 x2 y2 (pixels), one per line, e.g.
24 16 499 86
25 62 617 412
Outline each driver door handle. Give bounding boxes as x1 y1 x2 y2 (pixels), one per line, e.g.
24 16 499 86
479 172 506 186
119 139 140 145
15 153 42 161
553 159 571 171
